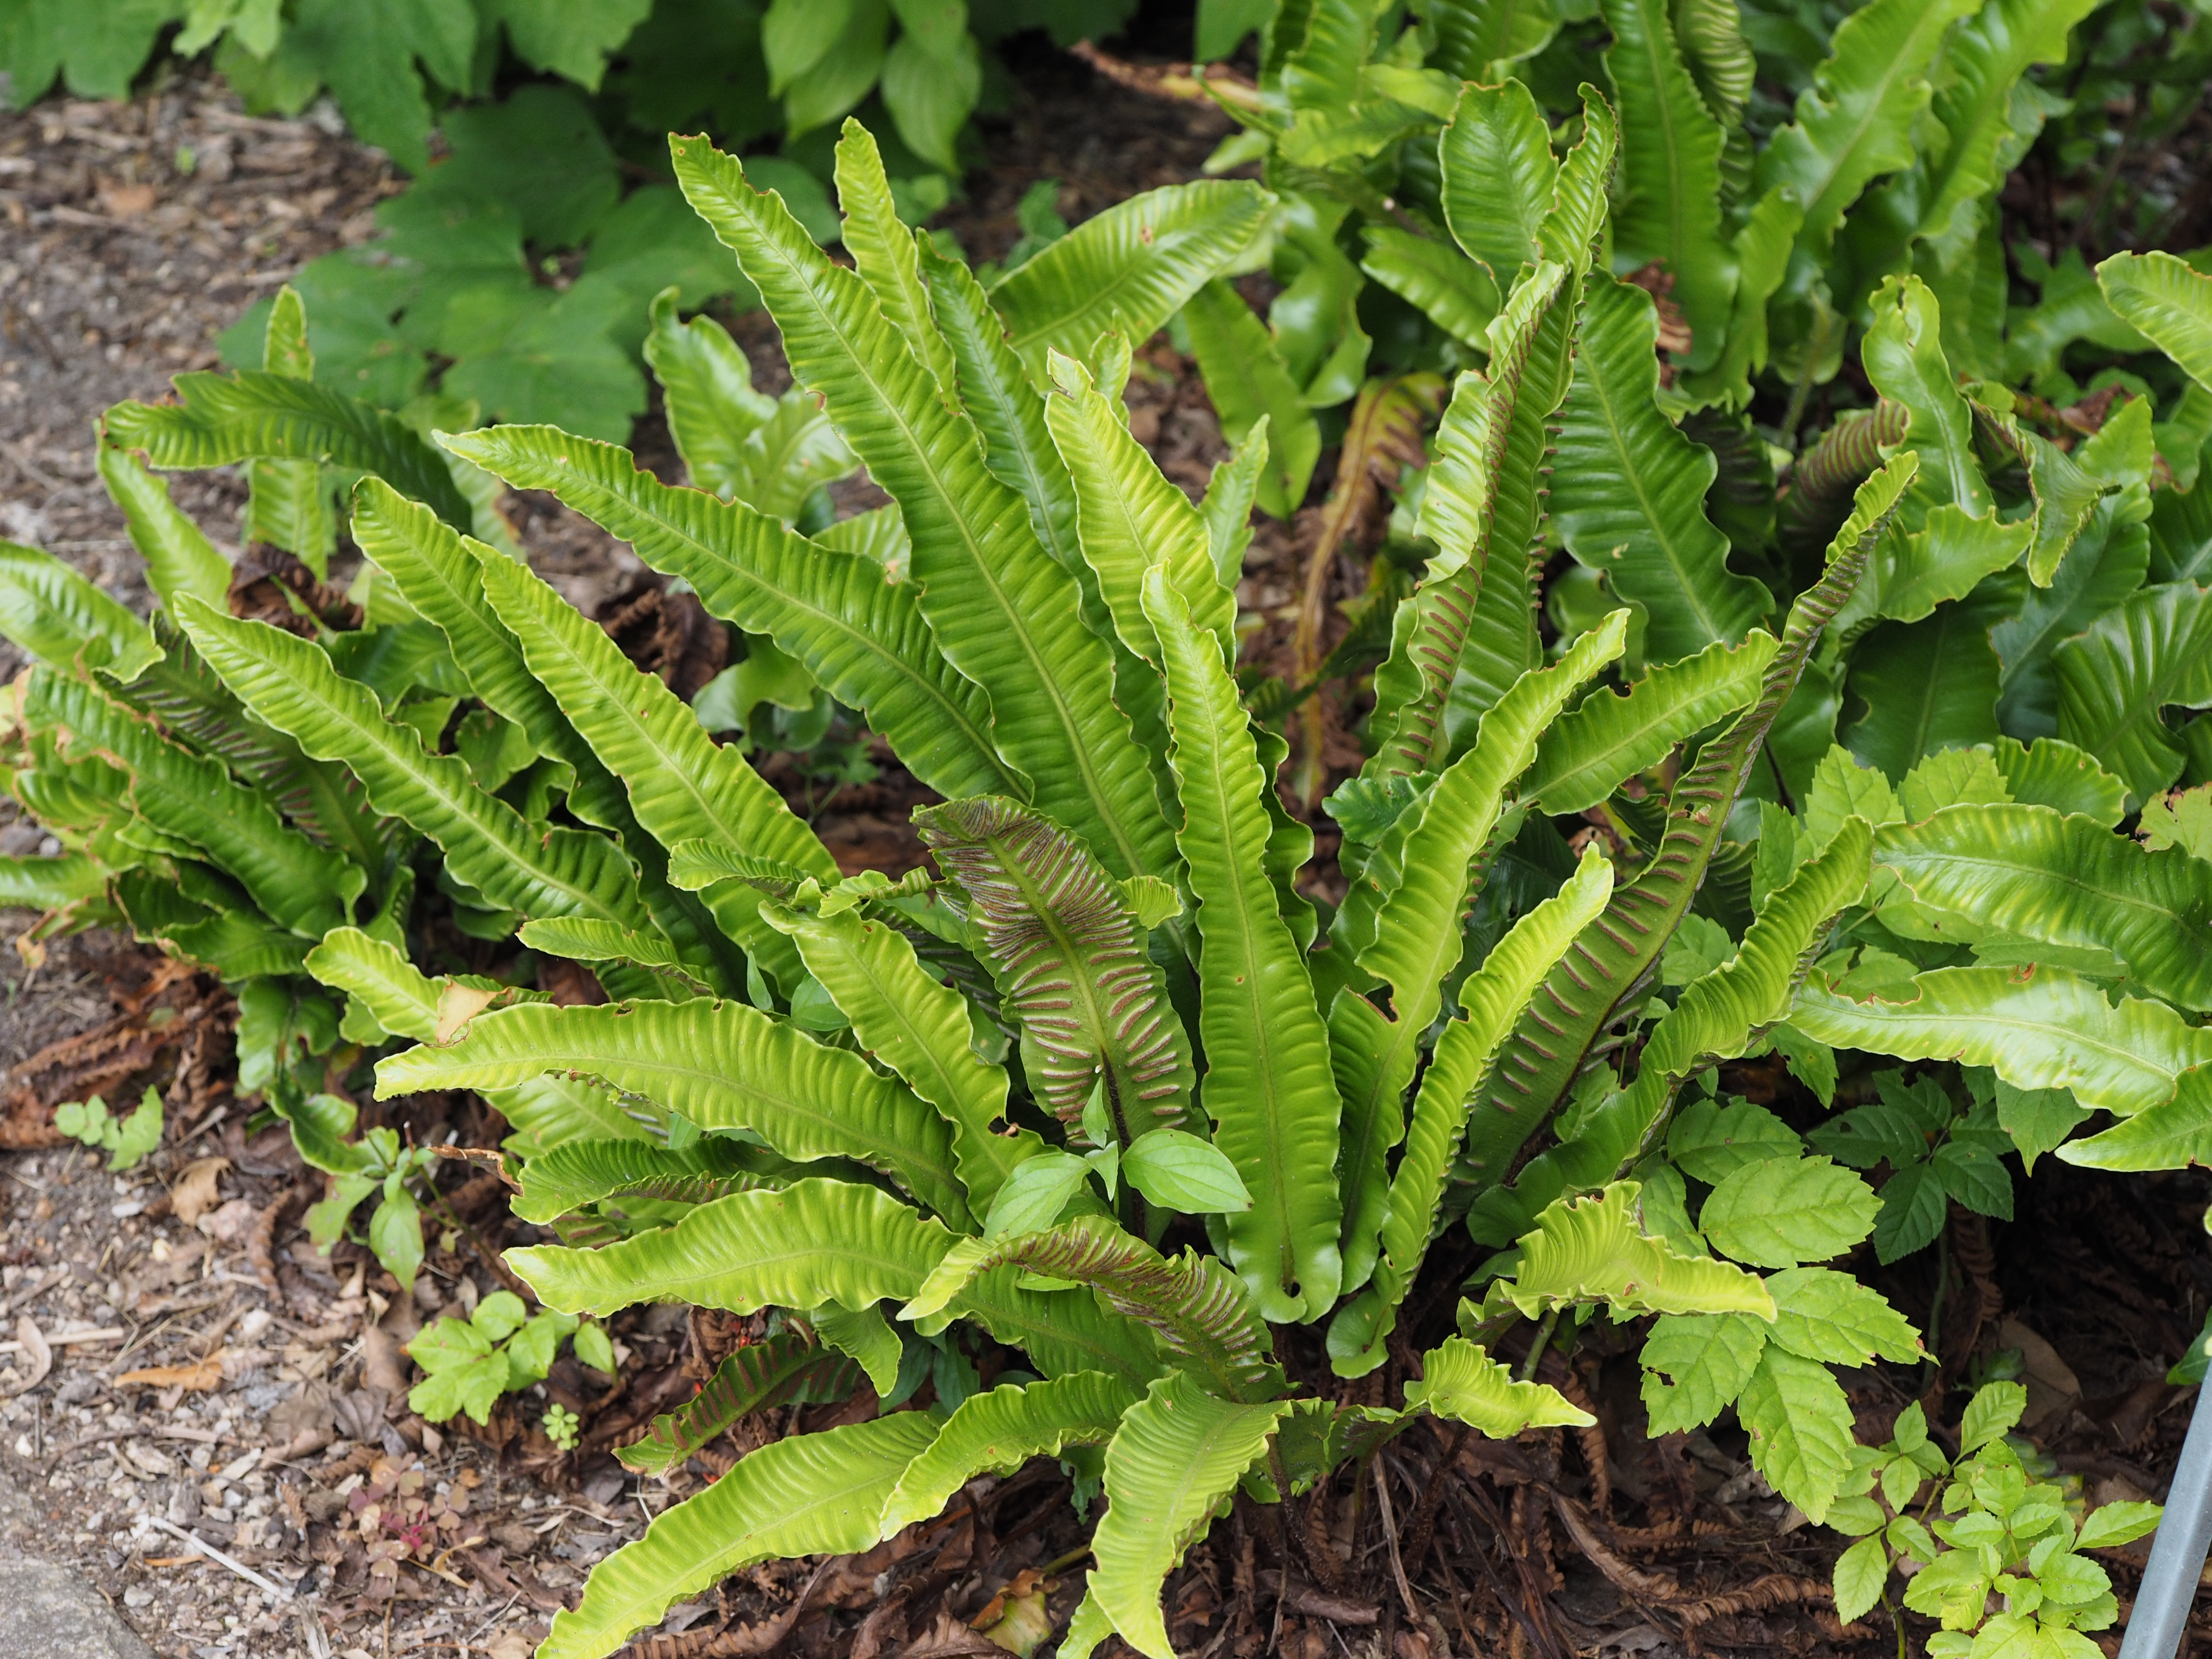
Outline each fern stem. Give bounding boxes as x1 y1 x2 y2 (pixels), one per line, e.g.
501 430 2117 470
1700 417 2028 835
1517 1308 1561 1381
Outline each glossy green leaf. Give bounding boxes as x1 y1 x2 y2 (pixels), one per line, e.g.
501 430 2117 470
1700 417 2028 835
541 1414 940 1659
1552 276 1770 659
378 999 969 1225
1789 964 2212 1116
880 1372 1139 1532
672 133 1175 882
1143 564 1341 1322
1092 1372 1290 1659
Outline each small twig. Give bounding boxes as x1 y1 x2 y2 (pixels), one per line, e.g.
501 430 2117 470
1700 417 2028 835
140 1514 293 1600
1370 1458 1421 1628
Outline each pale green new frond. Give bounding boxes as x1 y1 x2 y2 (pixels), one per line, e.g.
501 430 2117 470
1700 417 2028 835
763 899 1043 1213
1789 965 2212 1115
509 1179 957 1320
988 180 1274 381
1093 1372 1291 1659
878 1373 1139 1533
1524 633 1779 815
834 123 961 400
539 1415 940 1659
173 597 656 936
671 133 1175 882
377 999 969 1225
441 427 1017 804
96 440 231 615
2061 1065 2212 1171
1508 1182 1776 1318
1408 1337 1593 1433
302 927 439 1043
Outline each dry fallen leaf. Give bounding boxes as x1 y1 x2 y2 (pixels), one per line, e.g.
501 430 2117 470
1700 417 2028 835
3 1316 51 1396
436 981 502 1042
117 1355 224 1391
96 178 155 217
200 1196 259 1243
171 1155 230 1228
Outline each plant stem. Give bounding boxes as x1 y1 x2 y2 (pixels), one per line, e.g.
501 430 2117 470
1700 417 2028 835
1518 1309 1560 1382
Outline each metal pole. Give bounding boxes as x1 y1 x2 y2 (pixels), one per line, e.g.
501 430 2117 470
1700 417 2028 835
2119 1382 2212 1659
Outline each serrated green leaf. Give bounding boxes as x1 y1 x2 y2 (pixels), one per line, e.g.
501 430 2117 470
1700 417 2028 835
1766 1266 1922 1364
1641 1312 1769 1432
1738 1342 1855 1522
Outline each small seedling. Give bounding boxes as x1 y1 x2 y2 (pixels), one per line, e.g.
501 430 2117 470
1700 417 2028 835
53 1087 162 1171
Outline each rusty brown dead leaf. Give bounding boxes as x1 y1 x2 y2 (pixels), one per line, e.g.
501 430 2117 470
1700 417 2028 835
117 1355 224 1391
171 1154 229 1227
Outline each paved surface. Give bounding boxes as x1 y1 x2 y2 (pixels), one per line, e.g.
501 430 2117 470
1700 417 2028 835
0 1557 156 1659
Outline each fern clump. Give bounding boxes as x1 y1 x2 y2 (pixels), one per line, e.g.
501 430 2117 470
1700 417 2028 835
12 0 2212 1638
